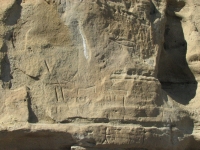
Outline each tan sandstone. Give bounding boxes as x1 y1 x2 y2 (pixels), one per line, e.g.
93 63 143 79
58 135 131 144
0 0 199 149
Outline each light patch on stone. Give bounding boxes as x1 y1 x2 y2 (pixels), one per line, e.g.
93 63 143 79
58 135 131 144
79 27 89 59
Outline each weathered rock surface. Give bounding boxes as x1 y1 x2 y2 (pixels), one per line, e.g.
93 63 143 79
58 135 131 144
0 0 199 149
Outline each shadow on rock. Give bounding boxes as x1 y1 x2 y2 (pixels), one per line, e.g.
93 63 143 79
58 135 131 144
157 0 197 105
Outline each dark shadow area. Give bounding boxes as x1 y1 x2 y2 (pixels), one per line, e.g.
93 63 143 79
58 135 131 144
161 82 197 105
27 93 38 123
157 0 197 105
0 130 75 150
8 32 16 48
4 0 22 25
0 44 12 89
149 0 161 22
175 115 194 134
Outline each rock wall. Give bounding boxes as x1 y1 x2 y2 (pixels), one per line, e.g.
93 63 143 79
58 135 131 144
0 0 199 149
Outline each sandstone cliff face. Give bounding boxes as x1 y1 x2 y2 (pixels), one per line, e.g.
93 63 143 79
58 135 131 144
0 0 199 149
